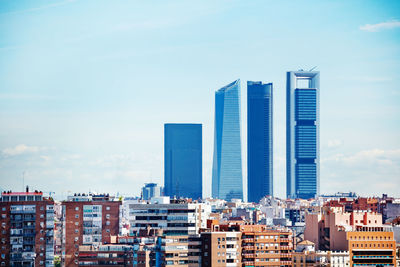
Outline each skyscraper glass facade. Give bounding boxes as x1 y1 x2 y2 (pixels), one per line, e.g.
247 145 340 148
286 71 320 199
164 123 202 199
212 79 243 201
247 81 273 202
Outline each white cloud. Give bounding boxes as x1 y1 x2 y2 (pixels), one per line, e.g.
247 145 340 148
321 148 400 197
2 144 46 156
360 20 400 32
327 139 343 148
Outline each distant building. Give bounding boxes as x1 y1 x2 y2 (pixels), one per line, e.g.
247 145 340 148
212 79 243 201
286 71 320 199
247 81 273 202
141 183 163 200
0 189 55 267
61 193 121 267
164 123 202 200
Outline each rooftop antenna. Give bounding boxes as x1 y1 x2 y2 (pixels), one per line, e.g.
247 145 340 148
309 66 317 72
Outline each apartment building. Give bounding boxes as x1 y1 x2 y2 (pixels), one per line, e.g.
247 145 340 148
239 224 293 266
201 222 293 267
347 226 397 267
201 231 242 266
128 197 210 236
155 234 202 267
305 207 383 250
0 189 55 267
61 193 121 266
78 244 134 266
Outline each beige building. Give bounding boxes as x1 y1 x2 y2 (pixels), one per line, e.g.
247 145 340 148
347 226 397 267
305 207 382 251
201 231 242 266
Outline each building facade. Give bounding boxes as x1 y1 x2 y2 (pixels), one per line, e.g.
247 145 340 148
347 226 397 267
61 194 121 266
286 71 320 199
128 198 210 236
0 190 55 267
212 79 243 201
247 81 273 202
164 123 202 200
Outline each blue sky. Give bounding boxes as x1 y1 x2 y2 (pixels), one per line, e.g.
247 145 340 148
0 0 399 199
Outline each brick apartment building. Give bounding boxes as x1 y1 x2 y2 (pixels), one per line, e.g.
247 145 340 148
61 193 121 266
201 221 293 266
0 189 55 267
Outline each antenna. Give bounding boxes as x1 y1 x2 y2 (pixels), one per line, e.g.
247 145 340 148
309 66 317 72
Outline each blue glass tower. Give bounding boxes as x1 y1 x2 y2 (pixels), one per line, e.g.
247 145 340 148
212 79 243 201
286 71 320 199
247 81 273 203
164 123 202 199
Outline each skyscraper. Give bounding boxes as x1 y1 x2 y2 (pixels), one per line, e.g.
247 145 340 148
247 81 273 202
286 71 320 199
212 79 243 201
164 123 202 199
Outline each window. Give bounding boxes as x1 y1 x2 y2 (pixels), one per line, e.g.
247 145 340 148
1 215 5 219
106 206 110 211
106 229 110 233
75 207 79 211
1 208 5 211
75 222 79 226
40 214 44 218
106 221 110 226
74 237 79 242
75 214 79 218
75 229 79 234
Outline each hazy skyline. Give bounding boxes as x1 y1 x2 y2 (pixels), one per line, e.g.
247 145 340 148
1 0 399 199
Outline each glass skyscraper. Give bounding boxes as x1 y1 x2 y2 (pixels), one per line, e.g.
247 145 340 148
247 81 273 202
286 71 320 199
212 79 243 201
164 123 202 199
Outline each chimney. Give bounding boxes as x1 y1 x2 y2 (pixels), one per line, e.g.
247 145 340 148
26 185 29 193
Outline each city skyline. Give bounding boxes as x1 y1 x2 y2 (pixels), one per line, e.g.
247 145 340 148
0 1 399 199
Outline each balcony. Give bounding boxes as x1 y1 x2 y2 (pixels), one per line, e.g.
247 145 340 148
242 253 255 258
23 232 35 237
23 216 36 221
